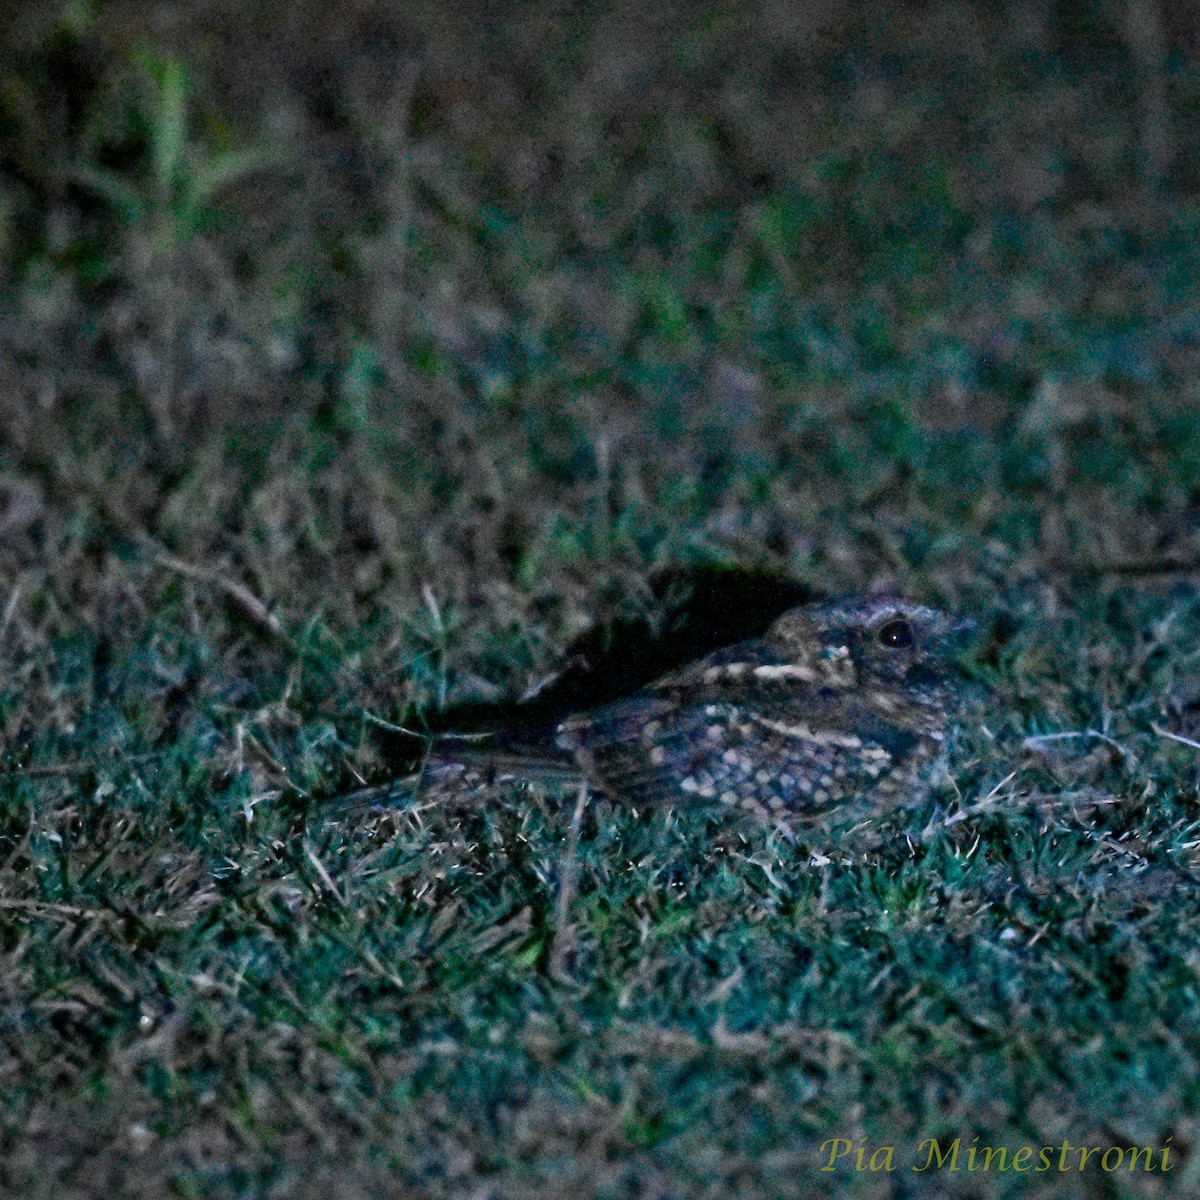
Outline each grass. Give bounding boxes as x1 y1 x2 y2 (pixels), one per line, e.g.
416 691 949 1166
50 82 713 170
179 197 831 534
4 1 1200 1195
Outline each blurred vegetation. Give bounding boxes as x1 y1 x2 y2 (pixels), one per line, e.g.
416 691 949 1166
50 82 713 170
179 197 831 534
5 1 1200 1196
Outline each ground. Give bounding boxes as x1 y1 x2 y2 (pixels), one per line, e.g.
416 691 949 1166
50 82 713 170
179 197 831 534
2 2 1200 1196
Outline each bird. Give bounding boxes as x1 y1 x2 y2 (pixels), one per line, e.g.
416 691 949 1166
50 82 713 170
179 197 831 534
554 595 974 820
334 595 975 824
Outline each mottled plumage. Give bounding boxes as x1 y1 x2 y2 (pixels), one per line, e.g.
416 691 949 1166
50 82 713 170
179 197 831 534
333 596 974 823
555 596 972 819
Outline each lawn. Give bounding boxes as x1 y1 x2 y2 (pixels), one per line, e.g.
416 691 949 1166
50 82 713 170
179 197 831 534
3 2 1200 1196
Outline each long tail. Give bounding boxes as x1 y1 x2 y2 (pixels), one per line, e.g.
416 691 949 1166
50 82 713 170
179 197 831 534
326 745 586 816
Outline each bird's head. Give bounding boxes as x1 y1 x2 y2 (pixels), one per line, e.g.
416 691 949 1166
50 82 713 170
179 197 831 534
769 595 975 701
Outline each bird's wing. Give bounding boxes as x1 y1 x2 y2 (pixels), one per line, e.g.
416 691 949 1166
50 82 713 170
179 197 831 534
556 690 716 804
556 645 920 811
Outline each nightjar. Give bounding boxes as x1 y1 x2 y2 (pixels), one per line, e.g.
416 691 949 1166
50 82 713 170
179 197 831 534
554 596 973 820
335 595 974 823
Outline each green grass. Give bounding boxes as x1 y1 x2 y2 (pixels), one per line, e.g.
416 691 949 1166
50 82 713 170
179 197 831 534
4 2 1200 1195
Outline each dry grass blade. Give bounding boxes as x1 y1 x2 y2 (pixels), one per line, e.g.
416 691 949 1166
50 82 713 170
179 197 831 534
1152 723 1200 753
0 898 108 919
1022 730 1138 768
548 778 589 982
0 752 163 780
304 841 348 909
153 548 293 647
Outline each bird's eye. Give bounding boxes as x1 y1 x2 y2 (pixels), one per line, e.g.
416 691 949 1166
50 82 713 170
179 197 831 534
877 618 914 649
